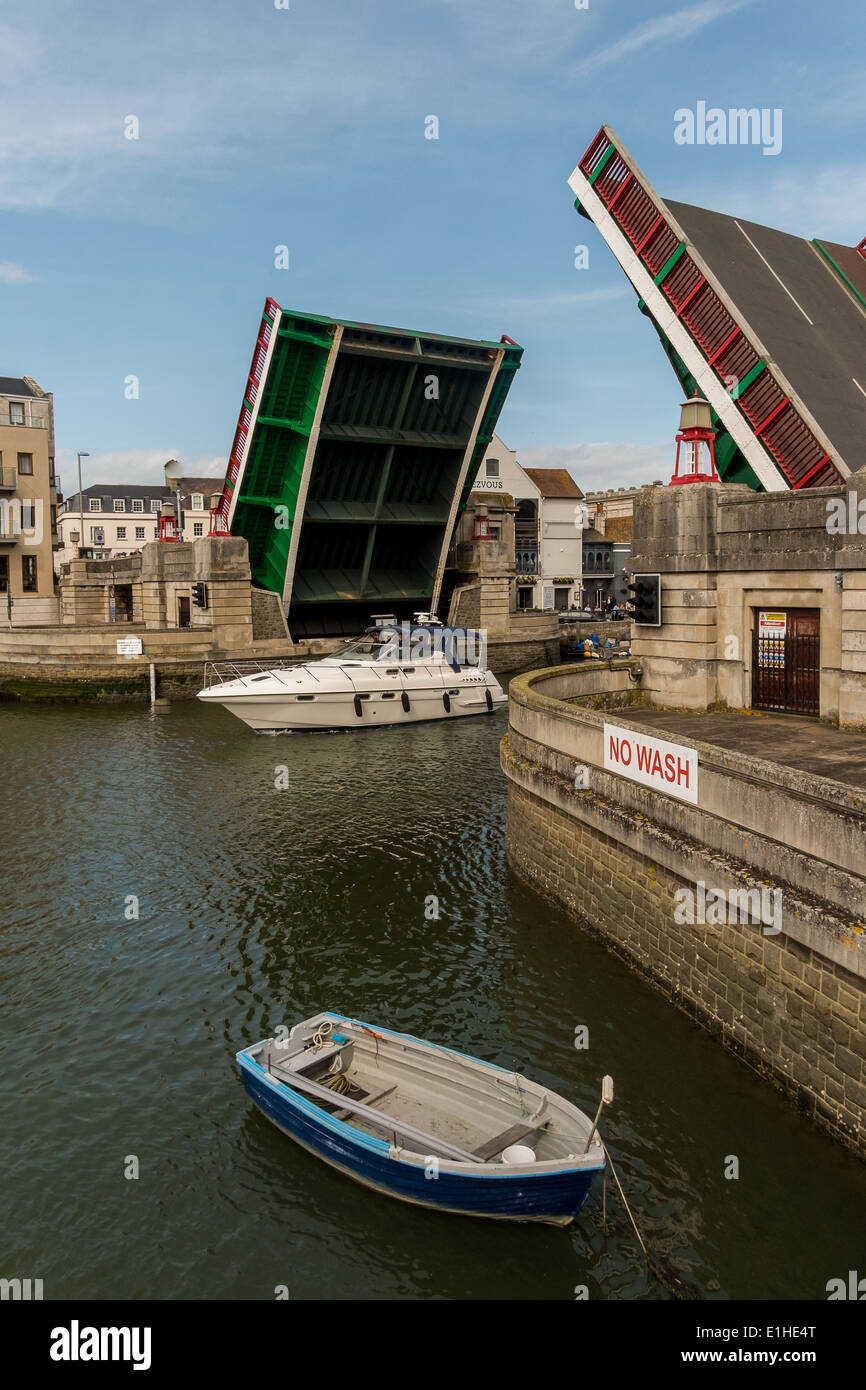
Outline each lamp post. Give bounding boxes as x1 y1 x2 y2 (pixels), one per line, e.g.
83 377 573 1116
77 452 89 558
163 458 183 541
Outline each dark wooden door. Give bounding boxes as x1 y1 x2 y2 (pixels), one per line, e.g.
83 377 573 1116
178 595 191 629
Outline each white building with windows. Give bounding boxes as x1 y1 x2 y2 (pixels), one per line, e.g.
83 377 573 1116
57 477 222 568
468 434 584 611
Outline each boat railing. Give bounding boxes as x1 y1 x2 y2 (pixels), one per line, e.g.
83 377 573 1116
202 658 305 689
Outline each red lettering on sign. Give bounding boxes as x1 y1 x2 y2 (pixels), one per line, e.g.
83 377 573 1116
677 756 690 787
635 744 651 773
664 752 676 781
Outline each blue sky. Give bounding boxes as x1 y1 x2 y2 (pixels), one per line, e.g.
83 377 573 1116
1 0 863 496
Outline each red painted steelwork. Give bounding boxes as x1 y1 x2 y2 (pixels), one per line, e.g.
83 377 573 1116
573 126 845 488
212 299 279 531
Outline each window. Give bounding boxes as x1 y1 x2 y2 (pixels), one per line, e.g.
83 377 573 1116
89 498 101 512
131 498 144 513
113 499 125 512
193 522 204 537
9 402 24 425
485 458 499 478
135 526 145 540
151 499 160 513
0 556 8 591
488 524 500 539
116 527 127 540
153 527 159 539
22 555 37 592
517 585 533 610
48 458 55 484
22 502 36 529
191 493 204 510
17 453 33 475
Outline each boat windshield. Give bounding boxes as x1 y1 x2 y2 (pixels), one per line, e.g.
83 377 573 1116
329 638 391 661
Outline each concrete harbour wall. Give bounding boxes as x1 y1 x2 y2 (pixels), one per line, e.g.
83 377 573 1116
501 663 866 1155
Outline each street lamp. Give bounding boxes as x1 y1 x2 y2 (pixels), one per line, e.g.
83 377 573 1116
77 452 89 557
163 458 183 541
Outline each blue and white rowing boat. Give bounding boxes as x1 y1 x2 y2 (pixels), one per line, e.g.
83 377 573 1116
237 1012 608 1225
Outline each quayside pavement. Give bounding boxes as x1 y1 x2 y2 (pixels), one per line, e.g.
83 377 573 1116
622 708 866 792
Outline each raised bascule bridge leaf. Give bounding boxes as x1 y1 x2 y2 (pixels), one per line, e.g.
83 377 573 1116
569 125 866 492
212 302 522 639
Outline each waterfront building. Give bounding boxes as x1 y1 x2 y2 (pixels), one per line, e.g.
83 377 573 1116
467 434 584 611
582 488 643 608
0 376 60 625
58 477 223 566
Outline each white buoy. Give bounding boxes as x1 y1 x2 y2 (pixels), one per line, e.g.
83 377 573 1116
501 1144 536 1166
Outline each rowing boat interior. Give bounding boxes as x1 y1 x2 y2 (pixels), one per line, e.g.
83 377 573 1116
248 1017 601 1167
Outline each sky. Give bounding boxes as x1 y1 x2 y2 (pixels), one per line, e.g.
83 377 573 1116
1 0 864 497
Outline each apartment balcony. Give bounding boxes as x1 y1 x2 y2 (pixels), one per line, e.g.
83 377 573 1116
3 415 48 429
0 466 17 490
515 548 539 573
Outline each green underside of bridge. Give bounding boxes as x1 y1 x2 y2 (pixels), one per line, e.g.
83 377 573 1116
230 307 522 628
638 302 764 491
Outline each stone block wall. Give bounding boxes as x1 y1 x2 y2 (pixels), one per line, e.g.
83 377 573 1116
504 771 866 1153
502 663 866 1155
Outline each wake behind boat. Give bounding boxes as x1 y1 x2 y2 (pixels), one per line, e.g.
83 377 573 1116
197 614 507 732
238 1012 608 1224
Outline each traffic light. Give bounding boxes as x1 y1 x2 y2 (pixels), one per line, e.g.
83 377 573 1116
192 582 208 609
628 573 661 626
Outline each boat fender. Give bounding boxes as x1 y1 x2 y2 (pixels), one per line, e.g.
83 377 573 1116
485 688 493 713
443 692 451 713
401 691 410 713
353 693 363 718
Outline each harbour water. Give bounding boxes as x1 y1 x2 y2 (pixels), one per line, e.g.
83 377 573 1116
2 696 863 1300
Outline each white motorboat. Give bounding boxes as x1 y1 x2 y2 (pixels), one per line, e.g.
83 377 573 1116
197 617 508 732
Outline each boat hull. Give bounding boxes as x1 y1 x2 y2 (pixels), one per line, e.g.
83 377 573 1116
239 1053 599 1225
199 676 507 732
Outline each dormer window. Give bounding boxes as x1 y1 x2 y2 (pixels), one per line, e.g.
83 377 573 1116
89 498 101 512
113 499 125 512
191 493 204 510
131 498 144 513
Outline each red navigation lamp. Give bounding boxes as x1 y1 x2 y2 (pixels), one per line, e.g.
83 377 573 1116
208 491 231 537
473 515 492 540
670 390 720 485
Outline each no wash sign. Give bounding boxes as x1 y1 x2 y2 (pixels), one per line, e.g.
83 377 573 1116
603 723 698 805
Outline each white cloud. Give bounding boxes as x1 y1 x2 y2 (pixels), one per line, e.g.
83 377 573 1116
518 442 671 492
0 262 35 284
0 9 418 213
497 285 631 313
677 163 866 244
55 448 226 489
576 0 754 77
